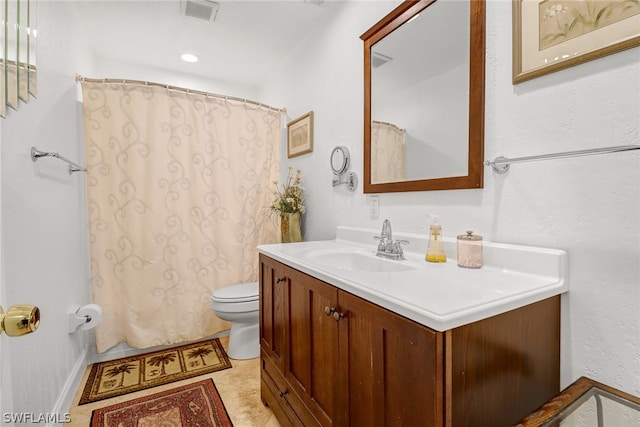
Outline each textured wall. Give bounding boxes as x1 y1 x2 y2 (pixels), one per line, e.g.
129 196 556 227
260 1 640 395
1 1 92 419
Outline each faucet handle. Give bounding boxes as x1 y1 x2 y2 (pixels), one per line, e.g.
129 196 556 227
392 240 409 258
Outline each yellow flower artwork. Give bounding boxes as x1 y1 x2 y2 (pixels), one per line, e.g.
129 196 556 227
539 0 640 50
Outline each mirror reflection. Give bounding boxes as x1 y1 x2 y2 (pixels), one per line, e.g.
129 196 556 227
18 0 29 101
27 0 36 97
371 0 469 184
7 0 19 110
362 0 485 193
0 0 5 117
2 0 36 116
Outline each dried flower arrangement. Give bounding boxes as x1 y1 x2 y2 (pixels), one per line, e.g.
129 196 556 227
269 167 305 215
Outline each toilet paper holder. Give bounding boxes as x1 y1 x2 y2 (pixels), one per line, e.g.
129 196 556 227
68 310 91 334
68 304 103 334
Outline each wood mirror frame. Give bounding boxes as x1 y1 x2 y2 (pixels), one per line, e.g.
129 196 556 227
361 0 485 193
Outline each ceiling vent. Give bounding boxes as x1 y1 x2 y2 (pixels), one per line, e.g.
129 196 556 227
181 0 220 22
371 51 393 68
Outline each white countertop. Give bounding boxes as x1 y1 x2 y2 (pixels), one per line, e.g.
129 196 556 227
258 226 568 332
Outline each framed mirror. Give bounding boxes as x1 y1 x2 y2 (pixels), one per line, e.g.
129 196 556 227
361 0 485 193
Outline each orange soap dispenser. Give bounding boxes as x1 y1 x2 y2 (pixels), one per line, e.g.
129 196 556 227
425 215 446 263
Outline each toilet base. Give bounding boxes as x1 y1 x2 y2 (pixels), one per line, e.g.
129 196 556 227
227 321 259 360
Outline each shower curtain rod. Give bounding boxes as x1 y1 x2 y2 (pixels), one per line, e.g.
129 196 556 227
485 144 640 174
75 75 287 113
31 147 87 174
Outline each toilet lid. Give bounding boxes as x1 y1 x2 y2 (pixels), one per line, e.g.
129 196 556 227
212 281 259 303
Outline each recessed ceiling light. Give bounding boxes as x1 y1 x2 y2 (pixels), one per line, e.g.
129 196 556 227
181 53 199 63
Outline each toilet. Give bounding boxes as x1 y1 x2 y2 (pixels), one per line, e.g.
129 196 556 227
210 281 260 360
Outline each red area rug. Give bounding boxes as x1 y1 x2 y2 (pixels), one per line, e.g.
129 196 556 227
90 378 233 427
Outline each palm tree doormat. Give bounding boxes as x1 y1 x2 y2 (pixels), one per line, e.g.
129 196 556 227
80 338 232 404
90 378 233 426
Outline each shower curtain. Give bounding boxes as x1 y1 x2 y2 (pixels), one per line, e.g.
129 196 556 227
81 80 281 353
371 120 406 183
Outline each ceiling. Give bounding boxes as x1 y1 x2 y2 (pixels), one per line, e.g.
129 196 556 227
73 0 339 88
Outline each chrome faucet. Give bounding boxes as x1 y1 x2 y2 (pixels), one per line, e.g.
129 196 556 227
381 219 392 247
374 219 408 260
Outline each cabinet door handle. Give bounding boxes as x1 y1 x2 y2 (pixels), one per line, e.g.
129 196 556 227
276 276 285 283
324 306 336 316
333 311 345 321
278 390 288 398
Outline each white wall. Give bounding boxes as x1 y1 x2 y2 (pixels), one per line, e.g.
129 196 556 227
1 2 93 420
86 55 260 101
260 0 640 396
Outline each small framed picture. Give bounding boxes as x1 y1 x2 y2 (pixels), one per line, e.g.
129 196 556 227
513 0 640 84
287 111 314 158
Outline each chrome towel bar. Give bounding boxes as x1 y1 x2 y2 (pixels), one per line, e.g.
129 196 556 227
31 147 86 174
485 145 640 174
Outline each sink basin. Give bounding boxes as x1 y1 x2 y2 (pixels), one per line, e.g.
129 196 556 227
306 248 419 273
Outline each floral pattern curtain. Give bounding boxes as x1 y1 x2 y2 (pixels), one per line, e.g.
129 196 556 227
371 120 406 183
81 81 281 353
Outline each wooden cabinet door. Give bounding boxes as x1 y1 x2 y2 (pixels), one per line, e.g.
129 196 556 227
446 296 561 427
337 290 444 427
259 254 288 371
286 267 339 427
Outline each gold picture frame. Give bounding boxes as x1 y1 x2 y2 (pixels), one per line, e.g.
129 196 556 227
513 0 640 84
287 111 314 158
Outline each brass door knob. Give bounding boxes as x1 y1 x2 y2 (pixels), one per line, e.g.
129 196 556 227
0 304 40 337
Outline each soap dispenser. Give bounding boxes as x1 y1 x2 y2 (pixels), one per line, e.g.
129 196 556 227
425 216 446 263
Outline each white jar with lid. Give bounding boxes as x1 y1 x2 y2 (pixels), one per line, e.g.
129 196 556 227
456 231 482 269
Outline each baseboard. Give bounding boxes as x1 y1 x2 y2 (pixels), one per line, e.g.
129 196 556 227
47 347 88 427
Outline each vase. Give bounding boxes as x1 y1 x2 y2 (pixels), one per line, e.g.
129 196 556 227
280 212 302 243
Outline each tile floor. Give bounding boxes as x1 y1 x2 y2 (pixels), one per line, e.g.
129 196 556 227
67 337 281 426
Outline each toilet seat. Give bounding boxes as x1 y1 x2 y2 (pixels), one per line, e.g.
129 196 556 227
211 282 258 303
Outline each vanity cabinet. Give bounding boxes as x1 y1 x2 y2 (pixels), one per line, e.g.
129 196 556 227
259 254 560 427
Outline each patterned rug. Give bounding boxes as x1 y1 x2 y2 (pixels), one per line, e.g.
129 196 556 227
90 378 233 427
80 338 232 404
